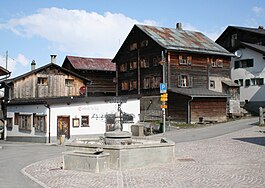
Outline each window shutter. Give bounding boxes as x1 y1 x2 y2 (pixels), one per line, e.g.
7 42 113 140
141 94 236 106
177 75 181 87
187 56 192 65
188 76 193 88
247 59 254 67
179 55 182 64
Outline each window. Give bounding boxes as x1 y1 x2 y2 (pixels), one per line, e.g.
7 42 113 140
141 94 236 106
6 118 13 130
20 115 31 130
234 59 254 69
212 58 223 68
234 80 239 85
257 78 264 85
129 80 137 90
130 42 137 51
143 77 150 89
65 79 74 87
153 56 161 66
121 81 129 90
245 79 250 87
210 80 215 89
140 40 148 47
179 55 192 65
250 78 264 86
239 79 243 86
177 74 193 88
129 61 137 70
38 77 48 85
81 116 89 127
33 114 46 132
231 33 237 47
72 118 80 127
119 63 127 72
140 58 149 68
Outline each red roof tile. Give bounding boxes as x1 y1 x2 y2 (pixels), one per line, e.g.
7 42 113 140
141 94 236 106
66 56 116 71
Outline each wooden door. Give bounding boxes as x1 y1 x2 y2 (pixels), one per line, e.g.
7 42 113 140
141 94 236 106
57 116 70 139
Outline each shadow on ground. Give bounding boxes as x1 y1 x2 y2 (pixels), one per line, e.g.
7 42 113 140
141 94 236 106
233 136 265 146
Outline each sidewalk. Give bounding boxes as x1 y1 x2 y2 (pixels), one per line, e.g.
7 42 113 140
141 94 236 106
22 125 265 188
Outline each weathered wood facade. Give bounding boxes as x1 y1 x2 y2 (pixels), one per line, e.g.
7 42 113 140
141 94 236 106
62 56 116 96
216 26 265 52
3 63 90 100
113 24 234 123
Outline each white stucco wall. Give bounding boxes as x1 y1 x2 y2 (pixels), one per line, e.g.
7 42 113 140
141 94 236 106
231 47 265 102
6 98 140 142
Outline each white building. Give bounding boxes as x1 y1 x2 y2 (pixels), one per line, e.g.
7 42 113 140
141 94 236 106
5 96 140 143
231 42 265 113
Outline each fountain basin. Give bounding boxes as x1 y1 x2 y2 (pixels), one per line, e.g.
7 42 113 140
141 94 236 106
65 137 175 170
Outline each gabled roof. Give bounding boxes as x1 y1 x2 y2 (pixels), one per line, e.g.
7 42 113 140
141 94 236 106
64 56 115 71
216 25 265 43
4 63 91 84
239 42 265 54
113 24 233 61
0 66 10 76
169 88 229 98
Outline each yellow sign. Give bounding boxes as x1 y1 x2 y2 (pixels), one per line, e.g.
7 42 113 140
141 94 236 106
160 93 168 102
161 105 167 109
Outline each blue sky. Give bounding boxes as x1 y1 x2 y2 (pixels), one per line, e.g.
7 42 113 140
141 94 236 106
0 0 264 77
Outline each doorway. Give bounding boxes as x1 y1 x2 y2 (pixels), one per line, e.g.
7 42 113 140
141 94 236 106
57 116 70 141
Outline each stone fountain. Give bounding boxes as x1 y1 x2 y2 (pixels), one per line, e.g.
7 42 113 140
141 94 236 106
63 99 175 173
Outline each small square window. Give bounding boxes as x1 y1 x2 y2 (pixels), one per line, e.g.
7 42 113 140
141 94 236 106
38 77 48 85
65 79 74 87
81 116 89 127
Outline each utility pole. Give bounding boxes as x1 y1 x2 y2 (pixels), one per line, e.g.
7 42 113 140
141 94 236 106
5 51 8 79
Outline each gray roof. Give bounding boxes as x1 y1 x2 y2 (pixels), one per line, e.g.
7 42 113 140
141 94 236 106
240 42 265 54
222 80 240 87
136 24 233 56
169 88 229 98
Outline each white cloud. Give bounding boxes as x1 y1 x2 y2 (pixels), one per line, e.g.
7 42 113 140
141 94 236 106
16 53 29 66
2 8 157 58
0 55 16 74
252 6 264 16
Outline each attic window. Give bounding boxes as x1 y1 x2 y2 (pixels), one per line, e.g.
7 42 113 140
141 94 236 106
140 40 148 47
38 77 48 85
65 79 74 86
130 42 137 51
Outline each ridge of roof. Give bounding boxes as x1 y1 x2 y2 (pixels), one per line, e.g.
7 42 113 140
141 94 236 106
135 24 233 56
65 56 115 71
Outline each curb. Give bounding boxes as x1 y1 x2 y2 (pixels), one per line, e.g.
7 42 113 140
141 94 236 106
21 162 50 188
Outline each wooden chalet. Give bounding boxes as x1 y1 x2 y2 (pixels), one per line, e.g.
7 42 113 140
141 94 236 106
216 25 265 52
62 56 116 96
113 23 234 123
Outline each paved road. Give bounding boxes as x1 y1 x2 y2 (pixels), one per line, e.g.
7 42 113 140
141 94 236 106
158 117 258 143
0 142 64 188
0 117 260 188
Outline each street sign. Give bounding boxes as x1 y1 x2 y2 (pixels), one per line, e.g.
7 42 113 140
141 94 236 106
161 105 167 109
160 83 167 93
160 93 168 102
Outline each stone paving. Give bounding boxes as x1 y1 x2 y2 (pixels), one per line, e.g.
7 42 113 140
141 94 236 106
22 125 265 188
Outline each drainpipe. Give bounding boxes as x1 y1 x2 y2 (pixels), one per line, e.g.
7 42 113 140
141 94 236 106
45 104 51 143
187 96 194 124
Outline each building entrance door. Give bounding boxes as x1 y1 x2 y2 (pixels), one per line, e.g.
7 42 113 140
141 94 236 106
57 116 70 143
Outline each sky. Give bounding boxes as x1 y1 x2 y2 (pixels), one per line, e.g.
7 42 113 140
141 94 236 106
0 0 264 78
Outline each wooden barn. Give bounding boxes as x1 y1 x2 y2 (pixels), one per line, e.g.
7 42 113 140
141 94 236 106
62 56 116 96
113 23 234 123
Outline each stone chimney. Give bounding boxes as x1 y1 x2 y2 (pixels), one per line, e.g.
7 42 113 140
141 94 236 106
176 22 182 30
51 54 57 64
258 26 264 29
31 60 36 71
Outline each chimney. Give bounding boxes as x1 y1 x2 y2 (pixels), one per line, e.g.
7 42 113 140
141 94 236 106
51 54 57 64
258 26 264 29
31 60 36 71
176 22 182 30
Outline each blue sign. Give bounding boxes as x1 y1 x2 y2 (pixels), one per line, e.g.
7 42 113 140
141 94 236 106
160 83 167 93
